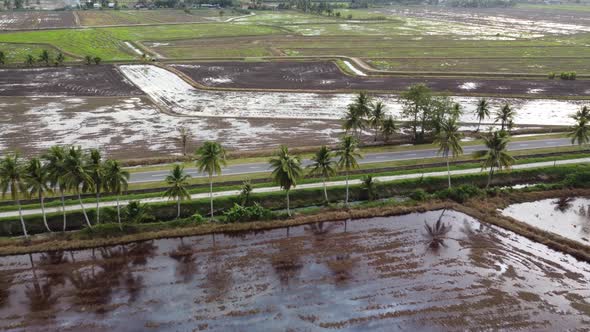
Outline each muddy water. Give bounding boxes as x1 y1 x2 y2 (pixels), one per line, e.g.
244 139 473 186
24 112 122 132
502 197 590 245
1 210 589 331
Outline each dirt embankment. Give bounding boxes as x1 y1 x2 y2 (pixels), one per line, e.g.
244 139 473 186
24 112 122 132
170 61 590 97
0 66 144 97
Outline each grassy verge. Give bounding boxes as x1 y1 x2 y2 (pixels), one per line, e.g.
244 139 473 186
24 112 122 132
1 163 589 238
0 149 587 212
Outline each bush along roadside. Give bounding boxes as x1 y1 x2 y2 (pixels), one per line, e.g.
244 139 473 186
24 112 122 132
1 164 589 237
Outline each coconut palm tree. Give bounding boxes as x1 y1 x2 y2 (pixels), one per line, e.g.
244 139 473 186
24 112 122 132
103 159 130 227
0 153 29 238
195 141 226 219
434 118 463 188
571 106 590 122
307 146 336 202
568 117 590 149
335 135 362 206
269 145 303 217
495 103 515 132
361 175 377 201
177 126 191 157
43 146 68 231
381 115 397 143
342 104 365 140
0 51 5 65
369 101 386 141
55 53 64 66
164 164 191 218
24 158 52 232
25 54 34 67
473 131 514 188
86 149 104 224
475 98 490 132
352 91 371 118
63 146 94 228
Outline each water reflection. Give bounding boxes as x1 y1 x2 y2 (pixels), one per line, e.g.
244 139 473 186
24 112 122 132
169 240 197 283
553 197 575 212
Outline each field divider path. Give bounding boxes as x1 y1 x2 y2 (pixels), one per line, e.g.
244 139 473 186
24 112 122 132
2 157 588 219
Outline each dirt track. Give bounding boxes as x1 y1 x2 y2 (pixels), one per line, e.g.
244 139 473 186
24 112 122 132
1 210 589 330
0 66 143 97
171 61 590 97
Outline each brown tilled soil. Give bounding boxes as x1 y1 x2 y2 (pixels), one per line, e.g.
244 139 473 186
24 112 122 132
0 66 144 97
1 210 589 331
170 61 590 97
0 11 77 30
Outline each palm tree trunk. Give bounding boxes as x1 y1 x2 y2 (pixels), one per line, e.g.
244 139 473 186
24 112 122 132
209 175 214 219
486 167 494 188
116 196 122 230
78 193 92 228
40 194 51 232
17 199 28 239
60 189 67 232
177 198 181 218
323 178 328 203
96 192 100 224
345 172 350 206
476 119 481 132
446 157 452 189
286 190 291 217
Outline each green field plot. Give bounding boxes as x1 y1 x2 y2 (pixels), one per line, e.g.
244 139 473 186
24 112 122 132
0 43 70 64
0 23 283 60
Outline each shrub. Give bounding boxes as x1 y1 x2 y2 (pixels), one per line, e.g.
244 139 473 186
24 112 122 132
124 201 154 224
563 171 590 188
548 72 556 79
223 203 273 223
409 189 427 202
435 185 484 203
560 71 577 80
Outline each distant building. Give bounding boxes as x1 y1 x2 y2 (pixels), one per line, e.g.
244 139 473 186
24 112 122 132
108 2 115 7
93 2 101 8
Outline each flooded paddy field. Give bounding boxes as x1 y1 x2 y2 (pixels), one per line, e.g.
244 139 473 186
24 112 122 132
0 11 76 30
375 5 590 37
170 61 590 97
0 66 143 97
0 96 342 158
502 197 590 245
1 210 589 330
120 64 586 124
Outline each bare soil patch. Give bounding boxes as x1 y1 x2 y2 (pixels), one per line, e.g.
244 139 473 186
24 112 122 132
171 61 590 97
0 11 76 30
0 66 143 97
0 210 589 330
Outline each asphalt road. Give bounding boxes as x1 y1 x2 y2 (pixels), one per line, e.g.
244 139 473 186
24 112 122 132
128 137 572 184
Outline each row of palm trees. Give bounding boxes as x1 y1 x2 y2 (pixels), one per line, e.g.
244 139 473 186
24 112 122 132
0 146 130 238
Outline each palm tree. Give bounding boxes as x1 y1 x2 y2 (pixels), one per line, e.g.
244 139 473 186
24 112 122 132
269 145 303 217
195 141 226 219
369 101 386 141
381 115 397 143
86 149 104 224
434 118 463 188
63 146 94 228
335 135 362 206
103 160 130 227
353 91 371 118
495 103 515 132
43 146 68 231
177 126 191 157
84 55 92 65
164 165 191 218
571 106 590 122
307 146 336 202
473 131 515 188
568 117 590 149
0 153 29 238
0 51 5 65
24 158 52 232
342 104 365 140
475 98 490 132
55 52 64 66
